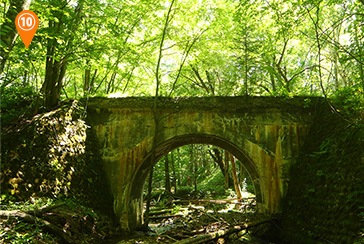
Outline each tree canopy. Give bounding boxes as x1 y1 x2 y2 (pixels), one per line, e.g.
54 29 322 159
1 0 363 106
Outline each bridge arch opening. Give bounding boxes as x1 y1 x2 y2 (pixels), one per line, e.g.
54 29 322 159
129 134 264 229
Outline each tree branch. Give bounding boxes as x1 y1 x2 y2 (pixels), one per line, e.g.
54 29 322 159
169 28 209 97
191 65 211 94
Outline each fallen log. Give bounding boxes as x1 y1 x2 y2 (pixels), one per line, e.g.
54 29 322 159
150 209 174 216
150 213 184 220
173 198 255 206
173 218 272 244
25 202 66 217
0 203 73 244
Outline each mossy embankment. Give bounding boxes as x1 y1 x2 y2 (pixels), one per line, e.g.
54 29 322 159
279 99 364 243
1 100 116 243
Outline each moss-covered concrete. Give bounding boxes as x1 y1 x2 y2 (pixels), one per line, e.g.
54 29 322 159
1 100 114 215
86 96 321 231
280 102 364 243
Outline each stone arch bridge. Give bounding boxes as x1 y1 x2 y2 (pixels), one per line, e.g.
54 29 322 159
86 96 320 231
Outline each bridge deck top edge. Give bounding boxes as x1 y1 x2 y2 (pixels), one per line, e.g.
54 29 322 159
84 96 326 112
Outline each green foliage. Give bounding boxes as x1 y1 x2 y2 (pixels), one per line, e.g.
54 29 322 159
0 196 114 243
1 220 59 244
150 144 256 201
1 101 86 198
0 195 58 243
355 206 364 244
175 186 195 199
0 193 55 211
199 170 226 197
332 85 364 123
0 83 38 126
281 102 364 244
1 100 113 215
2 0 364 98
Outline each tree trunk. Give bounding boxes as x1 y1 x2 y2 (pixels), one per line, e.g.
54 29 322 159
164 154 171 193
84 67 90 96
209 149 225 175
230 153 242 199
0 0 32 74
176 148 182 190
170 151 177 193
43 52 67 108
224 150 229 189
144 167 154 226
239 161 244 185
244 31 249 96
209 148 232 189
189 145 198 192
42 0 84 108
42 14 67 108
194 158 198 192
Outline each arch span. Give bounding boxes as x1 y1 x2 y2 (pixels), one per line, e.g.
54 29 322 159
86 96 317 230
128 134 264 230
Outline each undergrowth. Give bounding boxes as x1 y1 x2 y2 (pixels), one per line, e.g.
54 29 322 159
1 98 116 243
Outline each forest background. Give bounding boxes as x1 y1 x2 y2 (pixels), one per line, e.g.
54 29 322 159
1 0 364 243
1 0 364 110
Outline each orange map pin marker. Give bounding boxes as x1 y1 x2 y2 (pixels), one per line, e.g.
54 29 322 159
15 10 39 48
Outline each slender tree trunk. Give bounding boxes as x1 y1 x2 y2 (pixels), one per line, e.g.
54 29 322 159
244 30 249 96
224 150 229 189
270 73 276 93
209 149 225 175
308 4 326 98
202 147 210 175
230 154 242 199
209 148 232 189
106 72 117 94
155 0 175 102
144 0 175 228
43 44 67 108
176 148 182 190
84 66 90 96
170 151 177 193
239 161 244 185
194 158 198 193
355 28 364 90
0 0 32 74
189 145 198 192
144 168 154 225
73 76 77 98
164 154 171 193
90 69 97 94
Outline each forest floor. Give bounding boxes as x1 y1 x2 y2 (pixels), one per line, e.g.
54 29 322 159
1 183 277 244
108 198 277 244
0 195 277 244
0 197 117 244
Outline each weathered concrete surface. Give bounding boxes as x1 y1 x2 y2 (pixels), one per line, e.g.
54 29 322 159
86 96 321 231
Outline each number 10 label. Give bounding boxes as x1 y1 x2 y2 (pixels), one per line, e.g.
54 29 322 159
15 10 39 48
